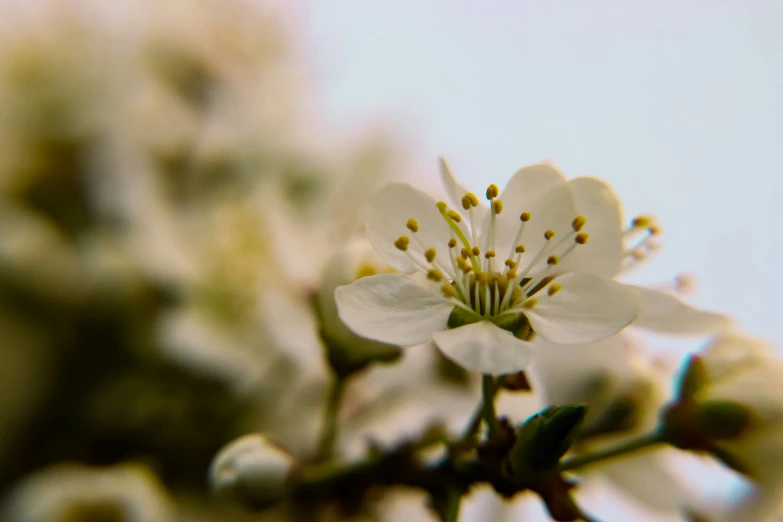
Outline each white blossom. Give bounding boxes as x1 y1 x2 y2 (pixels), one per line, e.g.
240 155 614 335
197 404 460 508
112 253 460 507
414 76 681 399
336 159 641 375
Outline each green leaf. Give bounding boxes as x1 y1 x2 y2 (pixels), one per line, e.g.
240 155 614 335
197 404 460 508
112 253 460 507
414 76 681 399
693 400 752 439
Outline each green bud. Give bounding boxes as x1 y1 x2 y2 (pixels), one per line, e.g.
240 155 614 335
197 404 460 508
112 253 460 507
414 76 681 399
447 306 479 329
506 404 588 480
692 400 753 440
676 355 707 401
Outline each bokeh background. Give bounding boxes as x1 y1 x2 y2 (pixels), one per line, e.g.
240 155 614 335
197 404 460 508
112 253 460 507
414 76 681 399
0 1 780 521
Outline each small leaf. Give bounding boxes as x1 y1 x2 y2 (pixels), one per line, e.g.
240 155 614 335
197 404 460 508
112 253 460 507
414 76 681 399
693 400 753 439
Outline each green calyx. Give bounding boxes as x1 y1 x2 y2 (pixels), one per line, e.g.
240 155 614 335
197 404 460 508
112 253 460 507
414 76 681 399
446 306 528 336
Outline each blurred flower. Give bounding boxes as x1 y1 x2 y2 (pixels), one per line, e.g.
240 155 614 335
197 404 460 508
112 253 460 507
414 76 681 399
2 463 175 522
210 434 295 506
664 332 783 488
336 162 641 376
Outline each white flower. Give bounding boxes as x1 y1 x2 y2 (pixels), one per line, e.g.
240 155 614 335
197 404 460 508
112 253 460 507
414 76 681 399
665 331 783 486
209 433 295 505
1 463 175 522
336 159 640 375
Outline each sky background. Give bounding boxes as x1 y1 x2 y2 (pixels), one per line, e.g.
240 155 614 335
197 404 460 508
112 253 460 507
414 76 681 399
297 2 783 520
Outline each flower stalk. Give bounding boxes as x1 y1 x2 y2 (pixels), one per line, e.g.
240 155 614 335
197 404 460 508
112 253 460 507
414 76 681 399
557 430 665 473
316 377 346 462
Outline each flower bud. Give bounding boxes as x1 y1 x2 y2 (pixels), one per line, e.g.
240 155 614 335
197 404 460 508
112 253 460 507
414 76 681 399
209 434 295 506
662 332 783 483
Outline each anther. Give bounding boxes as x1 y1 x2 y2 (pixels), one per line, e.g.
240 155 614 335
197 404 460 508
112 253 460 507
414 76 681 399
436 201 448 212
406 218 419 232
462 193 479 210
461 247 471 258
427 269 443 282
520 212 531 222
522 299 537 309
441 283 456 298
575 233 589 245
515 244 526 253
425 248 437 263
486 184 499 200
506 269 518 279
448 238 458 248
492 199 503 214
505 259 517 269
547 283 562 296
571 216 586 232
394 236 410 251
447 210 462 223
544 230 555 241
648 225 662 236
484 250 496 259
472 246 481 256
547 255 559 265
631 215 654 228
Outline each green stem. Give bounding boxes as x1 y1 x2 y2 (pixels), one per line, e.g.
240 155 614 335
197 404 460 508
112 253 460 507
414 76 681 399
316 377 346 461
481 374 501 438
434 489 462 522
557 430 664 473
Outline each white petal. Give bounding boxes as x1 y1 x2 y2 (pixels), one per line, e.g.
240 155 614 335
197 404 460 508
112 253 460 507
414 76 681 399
700 330 773 381
438 156 489 224
491 164 576 266
557 177 624 277
365 183 452 274
335 273 453 346
524 273 639 344
634 286 733 335
432 320 534 375
599 449 690 512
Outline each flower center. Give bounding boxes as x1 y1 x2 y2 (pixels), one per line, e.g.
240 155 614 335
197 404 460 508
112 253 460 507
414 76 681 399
392 183 591 336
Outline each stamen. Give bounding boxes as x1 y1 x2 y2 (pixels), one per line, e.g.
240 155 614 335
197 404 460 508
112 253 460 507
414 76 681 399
427 268 443 282
522 299 537 309
493 279 501 316
547 255 559 265
448 238 457 248
394 236 410 251
631 215 654 228
484 251 496 259
547 283 562 296
447 210 462 223
472 246 481 257
486 184 499 200
544 230 555 240
441 283 456 298
571 216 586 232
438 202 480 272
520 212 531 222
425 248 437 263
406 218 419 233
515 245 526 253
461 192 479 210
492 199 503 214
575 233 589 245
505 259 517 269
507 212 530 260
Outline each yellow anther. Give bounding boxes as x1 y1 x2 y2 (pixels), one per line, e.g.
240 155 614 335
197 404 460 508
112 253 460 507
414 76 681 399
520 212 531 222
505 259 517 269
571 216 586 232
475 272 488 284
547 283 563 296
648 225 662 236
486 183 500 199
427 269 443 282
575 233 589 245
448 238 458 248
484 250 496 259
355 264 378 279
447 210 462 223
547 255 559 265
425 248 437 263
462 192 479 210
522 298 538 309
406 218 419 233
461 247 471 258
472 246 481 256
436 201 448 212
492 199 503 214
515 244 526 253
544 230 555 241
632 215 654 228
461 264 473 274
631 250 646 260
506 269 518 279
441 283 456 298
394 236 410 251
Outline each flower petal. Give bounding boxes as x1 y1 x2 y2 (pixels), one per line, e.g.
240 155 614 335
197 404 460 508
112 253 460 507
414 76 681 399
523 273 639 344
432 320 534 375
365 183 453 274
490 164 576 267
439 156 488 224
634 286 732 335
557 177 624 277
335 273 453 346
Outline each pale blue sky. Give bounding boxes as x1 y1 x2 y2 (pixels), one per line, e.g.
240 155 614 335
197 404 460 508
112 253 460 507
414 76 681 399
302 0 783 349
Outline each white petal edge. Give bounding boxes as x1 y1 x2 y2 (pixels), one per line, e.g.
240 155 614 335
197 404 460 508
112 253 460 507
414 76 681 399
335 273 453 347
557 176 624 277
439 156 489 222
432 320 535 376
524 273 639 344
365 183 452 274
634 286 733 335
